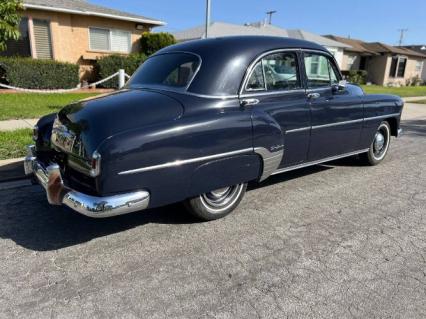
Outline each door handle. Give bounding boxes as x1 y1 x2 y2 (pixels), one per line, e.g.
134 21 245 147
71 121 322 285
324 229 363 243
240 98 259 107
307 93 321 100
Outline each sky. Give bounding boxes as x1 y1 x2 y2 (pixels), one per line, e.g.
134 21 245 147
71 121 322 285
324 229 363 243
91 0 426 45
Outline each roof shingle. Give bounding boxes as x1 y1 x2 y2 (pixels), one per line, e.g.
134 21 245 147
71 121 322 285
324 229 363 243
173 22 350 49
23 0 165 26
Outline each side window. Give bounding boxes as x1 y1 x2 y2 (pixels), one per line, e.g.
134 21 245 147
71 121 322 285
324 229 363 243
304 53 331 88
329 60 340 85
244 51 301 92
262 52 301 91
245 61 266 91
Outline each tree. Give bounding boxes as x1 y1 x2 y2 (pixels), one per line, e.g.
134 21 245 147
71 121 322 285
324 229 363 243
140 32 176 56
0 0 23 52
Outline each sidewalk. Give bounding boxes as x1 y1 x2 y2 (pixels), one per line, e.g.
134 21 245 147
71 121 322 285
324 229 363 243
0 118 38 131
403 96 426 102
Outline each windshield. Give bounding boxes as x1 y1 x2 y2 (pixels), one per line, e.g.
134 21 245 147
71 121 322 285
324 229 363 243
127 53 200 89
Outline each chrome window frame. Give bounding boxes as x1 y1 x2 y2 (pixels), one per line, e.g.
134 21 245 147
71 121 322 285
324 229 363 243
302 50 342 90
239 49 304 97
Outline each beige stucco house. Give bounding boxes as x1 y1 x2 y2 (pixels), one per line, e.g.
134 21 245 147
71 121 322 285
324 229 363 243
325 35 426 86
1 0 165 79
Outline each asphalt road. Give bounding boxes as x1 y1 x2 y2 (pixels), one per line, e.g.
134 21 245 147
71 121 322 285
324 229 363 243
1 106 425 318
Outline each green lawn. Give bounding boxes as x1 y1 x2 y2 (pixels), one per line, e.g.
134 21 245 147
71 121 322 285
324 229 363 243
361 85 426 97
0 93 99 121
0 129 32 160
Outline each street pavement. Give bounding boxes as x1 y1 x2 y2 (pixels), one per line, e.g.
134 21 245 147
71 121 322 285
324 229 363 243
0 106 425 318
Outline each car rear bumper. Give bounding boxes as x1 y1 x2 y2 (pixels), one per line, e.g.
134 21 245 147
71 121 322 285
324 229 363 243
24 145 150 218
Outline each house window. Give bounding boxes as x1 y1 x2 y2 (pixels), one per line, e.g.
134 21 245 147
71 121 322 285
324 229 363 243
416 60 424 72
89 27 131 53
389 56 407 78
33 19 53 59
0 17 31 57
347 55 357 70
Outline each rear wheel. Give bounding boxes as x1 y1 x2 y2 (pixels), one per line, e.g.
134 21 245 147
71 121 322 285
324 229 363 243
361 121 391 165
184 183 247 221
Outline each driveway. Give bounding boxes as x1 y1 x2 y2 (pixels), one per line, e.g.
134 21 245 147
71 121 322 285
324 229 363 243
0 104 425 318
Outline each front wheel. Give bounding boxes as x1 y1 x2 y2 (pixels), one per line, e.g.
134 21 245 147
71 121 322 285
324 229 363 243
184 183 247 221
361 121 391 166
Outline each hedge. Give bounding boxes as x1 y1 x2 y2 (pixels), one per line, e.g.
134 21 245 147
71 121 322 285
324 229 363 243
140 32 176 56
342 70 368 85
0 57 79 89
95 53 147 88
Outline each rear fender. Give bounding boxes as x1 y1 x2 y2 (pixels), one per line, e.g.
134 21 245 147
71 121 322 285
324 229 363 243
251 109 285 181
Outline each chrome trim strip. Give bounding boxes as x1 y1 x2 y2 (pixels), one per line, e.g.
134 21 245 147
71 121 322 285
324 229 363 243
118 148 254 175
272 149 369 176
363 113 401 121
286 127 311 133
308 113 401 131
312 118 364 130
24 146 150 218
240 89 306 98
254 147 284 182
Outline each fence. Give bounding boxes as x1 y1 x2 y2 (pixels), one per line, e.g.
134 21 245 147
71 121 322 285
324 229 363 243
0 69 131 93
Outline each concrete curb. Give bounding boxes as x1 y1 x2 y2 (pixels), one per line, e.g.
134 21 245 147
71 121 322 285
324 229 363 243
403 96 426 102
0 158 27 183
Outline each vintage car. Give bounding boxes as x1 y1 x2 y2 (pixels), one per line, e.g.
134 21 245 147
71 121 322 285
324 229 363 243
25 36 403 221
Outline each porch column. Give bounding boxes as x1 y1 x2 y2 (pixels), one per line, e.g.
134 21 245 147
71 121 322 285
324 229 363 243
27 16 37 58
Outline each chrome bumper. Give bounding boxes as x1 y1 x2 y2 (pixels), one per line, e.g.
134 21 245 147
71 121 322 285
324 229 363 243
397 128 403 138
24 145 150 218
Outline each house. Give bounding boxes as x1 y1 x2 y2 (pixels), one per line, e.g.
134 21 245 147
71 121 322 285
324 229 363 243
325 35 426 86
172 22 350 68
1 0 165 79
400 45 426 83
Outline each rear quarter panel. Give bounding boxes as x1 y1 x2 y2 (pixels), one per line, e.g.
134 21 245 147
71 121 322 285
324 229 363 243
97 96 260 208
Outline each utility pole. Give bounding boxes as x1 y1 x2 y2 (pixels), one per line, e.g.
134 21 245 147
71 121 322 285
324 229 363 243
205 0 211 38
266 10 277 25
397 28 408 46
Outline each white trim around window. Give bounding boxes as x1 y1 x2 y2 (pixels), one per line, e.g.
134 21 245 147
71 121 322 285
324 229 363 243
88 27 132 53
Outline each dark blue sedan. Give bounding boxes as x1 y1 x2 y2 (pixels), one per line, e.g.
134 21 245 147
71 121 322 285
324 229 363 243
25 36 403 221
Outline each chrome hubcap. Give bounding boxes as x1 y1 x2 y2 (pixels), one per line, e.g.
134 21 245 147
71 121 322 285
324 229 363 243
374 132 385 153
200 184 244 213
372 124 389 160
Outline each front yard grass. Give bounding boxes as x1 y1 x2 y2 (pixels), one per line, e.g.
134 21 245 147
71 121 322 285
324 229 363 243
0 93 99 121
361 85 426 97
0 129 32 160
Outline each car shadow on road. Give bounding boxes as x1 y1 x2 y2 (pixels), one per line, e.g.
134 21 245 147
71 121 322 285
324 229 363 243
400 119 426 137
0 187 199 252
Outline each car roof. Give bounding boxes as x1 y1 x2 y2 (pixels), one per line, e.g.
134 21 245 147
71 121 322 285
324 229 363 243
156 36 329 96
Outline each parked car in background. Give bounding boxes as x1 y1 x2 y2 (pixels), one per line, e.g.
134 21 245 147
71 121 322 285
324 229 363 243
25 36 404 221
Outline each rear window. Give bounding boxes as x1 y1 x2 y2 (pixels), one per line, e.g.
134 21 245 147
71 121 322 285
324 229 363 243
127 53 200 89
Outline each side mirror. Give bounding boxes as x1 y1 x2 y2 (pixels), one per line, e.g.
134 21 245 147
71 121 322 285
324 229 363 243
332 80 347 93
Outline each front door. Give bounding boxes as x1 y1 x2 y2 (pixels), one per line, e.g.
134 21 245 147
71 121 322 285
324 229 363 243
241 50 311 171
302 52 363 161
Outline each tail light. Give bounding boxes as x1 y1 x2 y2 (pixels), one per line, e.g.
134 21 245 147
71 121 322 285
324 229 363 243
89 151 101 177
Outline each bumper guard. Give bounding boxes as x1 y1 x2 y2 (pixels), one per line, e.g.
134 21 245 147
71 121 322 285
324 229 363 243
24 145 150 218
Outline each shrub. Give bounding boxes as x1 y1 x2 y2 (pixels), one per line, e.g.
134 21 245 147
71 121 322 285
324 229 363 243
344 70 368 85
140 32 176 56
0 57 79 89
95 53 146 88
